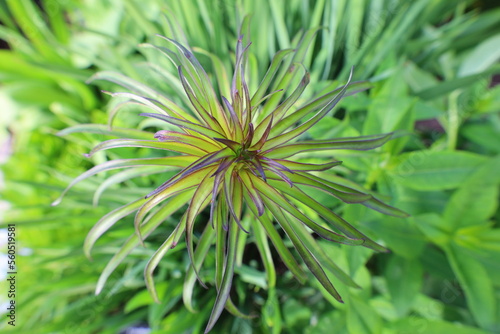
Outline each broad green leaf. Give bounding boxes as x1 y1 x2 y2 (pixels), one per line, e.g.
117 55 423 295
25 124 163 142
385 256 423 317
443 156 500 229
389 318 490 334
462 122 500 153
446 243 497 330
415 64 500 100
346 293 382 334
459 34 500 76
411 213 450 247
387 151 487 191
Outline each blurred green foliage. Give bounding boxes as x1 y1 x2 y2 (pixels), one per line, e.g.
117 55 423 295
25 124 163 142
0 0 499 333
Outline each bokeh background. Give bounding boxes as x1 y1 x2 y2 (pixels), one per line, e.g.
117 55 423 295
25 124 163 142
1 0 499 333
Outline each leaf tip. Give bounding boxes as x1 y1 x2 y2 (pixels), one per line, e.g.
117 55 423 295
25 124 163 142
51 198 62 206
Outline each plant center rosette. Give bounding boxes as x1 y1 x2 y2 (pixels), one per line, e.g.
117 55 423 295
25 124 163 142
53 26 408 333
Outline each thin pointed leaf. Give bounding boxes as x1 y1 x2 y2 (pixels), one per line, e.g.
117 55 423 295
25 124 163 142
263 69 353 150
251 49 294 106
251 175 363 245
268 178 386 253
183 213 216 312
205 221 240 333
140 112 224 140
265 203 343 302
266 133 393 159
84 198 147 259
269 159 343 171
52 156 195 206
134 166 216 242
144 215 187 303
87 139 208 157
185 167 219 288
95 191 193 295
271 80 368 136
87 71 195 122
282 172 372 204
154 130 221 152
239 171 265 216
93 166 168 206
244 193 306 284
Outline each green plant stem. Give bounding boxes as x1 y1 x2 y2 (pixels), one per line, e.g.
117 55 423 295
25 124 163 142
447 90 461 151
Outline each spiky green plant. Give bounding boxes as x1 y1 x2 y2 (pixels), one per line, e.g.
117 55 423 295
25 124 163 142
53 23 408 332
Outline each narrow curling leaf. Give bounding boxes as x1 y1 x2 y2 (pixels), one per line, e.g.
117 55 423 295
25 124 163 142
252 176 364 245
205 221 240 333
52 157 195 206
140 112 224 140
84 198 147 259
266 133 393 159
185 166 219 288
265 203 344 302
95 191 193 295
144 215 187 303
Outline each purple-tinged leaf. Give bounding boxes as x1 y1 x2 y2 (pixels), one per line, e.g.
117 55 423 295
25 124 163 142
153 130 221 152
252 175 363 245
266 133 393 159
213 138 241 154
205 221 240 333
52 156 195 206
270 159 343 171
239 171 265 216
222 96 243 141
268 178 387 253
145 149 232 199
265 163 294 187
252 115 274 151
87 138 207 157
250 49 295 106
186 169 218 289
244 193 307 283
140 112 224 140
271 80 372 136
263 68 353 150
264 202 344 302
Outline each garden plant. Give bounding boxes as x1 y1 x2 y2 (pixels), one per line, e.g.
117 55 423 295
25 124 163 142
1 0 499 333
